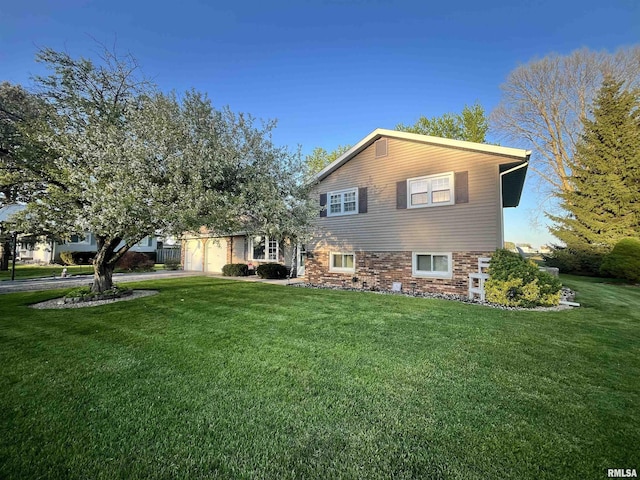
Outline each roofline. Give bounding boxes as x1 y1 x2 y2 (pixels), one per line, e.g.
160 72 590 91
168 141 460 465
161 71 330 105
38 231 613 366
313 128 532 182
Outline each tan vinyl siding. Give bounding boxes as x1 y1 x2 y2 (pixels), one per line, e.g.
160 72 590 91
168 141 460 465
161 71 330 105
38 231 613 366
231 236 245 263
311 136 508 252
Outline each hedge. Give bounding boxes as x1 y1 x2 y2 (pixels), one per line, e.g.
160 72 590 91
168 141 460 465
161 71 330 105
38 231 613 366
255 263 289 279
115 252 155 272
485 249 562 307
222 263 250 277
600 238 640 283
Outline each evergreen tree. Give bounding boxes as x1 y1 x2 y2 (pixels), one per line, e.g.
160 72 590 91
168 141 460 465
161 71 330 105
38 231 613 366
549 76 640 250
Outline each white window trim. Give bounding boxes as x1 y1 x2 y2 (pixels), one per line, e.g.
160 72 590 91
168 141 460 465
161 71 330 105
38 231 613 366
412 252 453 279
136 236 153 247
407 171 455 208
329 252 356 273
327 188 358 217
69 233 91 245
249 235 280 262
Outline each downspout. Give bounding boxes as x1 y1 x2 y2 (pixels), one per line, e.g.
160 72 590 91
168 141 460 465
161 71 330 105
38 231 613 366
499 161 529 248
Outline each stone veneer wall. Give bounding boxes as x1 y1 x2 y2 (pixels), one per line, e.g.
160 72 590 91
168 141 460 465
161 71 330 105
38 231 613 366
305 251 492 296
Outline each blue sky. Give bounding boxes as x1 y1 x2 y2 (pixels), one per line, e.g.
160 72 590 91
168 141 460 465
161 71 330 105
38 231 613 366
2 0 638 247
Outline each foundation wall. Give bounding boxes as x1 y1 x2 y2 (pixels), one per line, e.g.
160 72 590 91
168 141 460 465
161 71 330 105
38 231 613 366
306 250 492 295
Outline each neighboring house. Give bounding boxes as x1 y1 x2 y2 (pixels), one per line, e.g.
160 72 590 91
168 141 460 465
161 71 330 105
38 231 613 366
0 204 26 224
539 245 552 255
19 233 158 264
515 243 536 254
0 205 159 264
307 129 530 295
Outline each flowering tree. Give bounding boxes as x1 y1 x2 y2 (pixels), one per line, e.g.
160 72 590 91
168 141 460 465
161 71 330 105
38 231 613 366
5 47 313 292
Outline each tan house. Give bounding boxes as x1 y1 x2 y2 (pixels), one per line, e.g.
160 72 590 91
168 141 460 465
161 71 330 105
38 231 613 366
17 234 158 264
181 228 300 275
307 129 530 295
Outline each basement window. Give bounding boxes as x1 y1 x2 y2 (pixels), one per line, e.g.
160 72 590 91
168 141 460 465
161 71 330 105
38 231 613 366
412 252 452 279
330 252 355 273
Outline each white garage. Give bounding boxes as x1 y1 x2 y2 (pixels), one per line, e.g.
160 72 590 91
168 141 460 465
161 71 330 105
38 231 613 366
205 238 227 273
183 239 203 271
183 237 229 273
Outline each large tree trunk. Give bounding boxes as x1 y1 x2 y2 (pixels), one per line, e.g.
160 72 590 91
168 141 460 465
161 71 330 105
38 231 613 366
91 236 122 293
91 235 138 293
92 260 115 293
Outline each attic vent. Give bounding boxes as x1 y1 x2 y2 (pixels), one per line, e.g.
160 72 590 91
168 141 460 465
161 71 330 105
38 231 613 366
375 138 388 158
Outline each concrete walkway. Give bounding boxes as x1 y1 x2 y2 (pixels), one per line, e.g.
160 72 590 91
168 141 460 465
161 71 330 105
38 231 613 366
0 270 303 294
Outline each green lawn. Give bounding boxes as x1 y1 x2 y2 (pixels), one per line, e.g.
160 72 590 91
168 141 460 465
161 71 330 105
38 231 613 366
0 264 95 280
0 264 170 281
0 276 638 479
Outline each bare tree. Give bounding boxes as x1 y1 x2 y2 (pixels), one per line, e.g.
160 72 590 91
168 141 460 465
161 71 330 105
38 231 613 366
491 47 640 205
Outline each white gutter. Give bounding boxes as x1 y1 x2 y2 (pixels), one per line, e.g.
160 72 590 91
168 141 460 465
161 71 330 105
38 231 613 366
499 161 530 248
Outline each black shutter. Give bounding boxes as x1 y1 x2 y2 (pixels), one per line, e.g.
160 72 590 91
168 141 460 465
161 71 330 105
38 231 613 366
455 171 469 204
396 181 407 209
358 187 368 214
320 193 327 217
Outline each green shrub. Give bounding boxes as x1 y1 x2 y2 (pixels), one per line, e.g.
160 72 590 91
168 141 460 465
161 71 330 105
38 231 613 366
64 284 131 301
116 252 155 272
543 245 605 276
485 249 562 307
222 263 249 276
59 251 94 265
164 258 182 270
255 263 289 279
60 251 76 265
64 286 93 299
600 238 640 283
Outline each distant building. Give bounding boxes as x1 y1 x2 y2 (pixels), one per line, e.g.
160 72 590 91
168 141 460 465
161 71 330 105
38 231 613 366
539 245 552 254
515 243 536 254
19 234 157 264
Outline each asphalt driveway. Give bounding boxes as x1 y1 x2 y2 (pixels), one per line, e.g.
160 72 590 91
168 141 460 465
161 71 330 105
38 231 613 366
0 271 201 294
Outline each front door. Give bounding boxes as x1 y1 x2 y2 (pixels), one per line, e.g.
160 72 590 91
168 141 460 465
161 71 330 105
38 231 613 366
296 244 306 277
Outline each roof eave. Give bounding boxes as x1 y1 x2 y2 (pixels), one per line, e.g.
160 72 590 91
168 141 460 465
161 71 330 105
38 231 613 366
500 160 530 208
313 128 532 183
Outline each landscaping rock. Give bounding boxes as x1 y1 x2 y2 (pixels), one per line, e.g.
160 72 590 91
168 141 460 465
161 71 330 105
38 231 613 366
290 283 575 311
30 290 159 309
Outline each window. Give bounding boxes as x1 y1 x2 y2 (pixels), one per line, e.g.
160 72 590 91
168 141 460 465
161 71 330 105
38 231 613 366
412 252 452 278
250 235 279 261
329 252 355 273
69 234 89 244
328 188 358 216
407 172 454 208
137 236 153 247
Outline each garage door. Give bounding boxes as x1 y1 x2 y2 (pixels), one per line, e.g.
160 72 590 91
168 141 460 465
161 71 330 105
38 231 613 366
183 239 203 271
205 238 227 273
